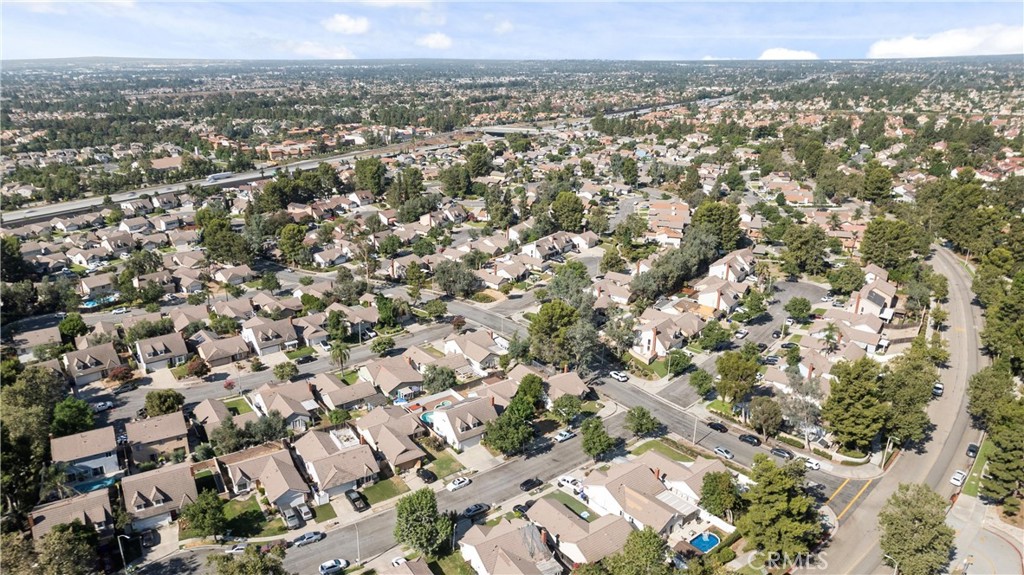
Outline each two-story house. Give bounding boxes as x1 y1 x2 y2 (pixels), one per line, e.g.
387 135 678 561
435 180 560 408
135 332 188 373
29 489 114 541
241 317 299 357
427 397 498 451
120 462 198 531
63 343 124 386
125 411 189 465
50 426 120 484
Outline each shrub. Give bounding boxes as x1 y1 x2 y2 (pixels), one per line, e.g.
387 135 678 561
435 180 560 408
715 547 736 563
777 435 805 449
812 448 834 460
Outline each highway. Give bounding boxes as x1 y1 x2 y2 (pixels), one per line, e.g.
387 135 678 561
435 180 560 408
816 246 986 574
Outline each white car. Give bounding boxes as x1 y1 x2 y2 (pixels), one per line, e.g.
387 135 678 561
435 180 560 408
391 557 408 567
557 476 581 489
320 341 332 352
820 295 833 302
950 470 968 487
735 329 749 339
785 318 795 326
713 446 735 460
608 371 629 382
446 477 471 492
554 430 576 443
91 401 114 413
224 544 248 555
801 458 821 471
319 559 349 575
112 307 129 315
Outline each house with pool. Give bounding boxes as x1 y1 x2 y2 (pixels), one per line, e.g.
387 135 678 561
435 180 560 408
427 396 498 451
50 426 122 487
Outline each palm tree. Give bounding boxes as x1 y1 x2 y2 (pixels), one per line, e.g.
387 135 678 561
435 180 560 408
823 322 839 354
331 342 351 375
39 463 78 501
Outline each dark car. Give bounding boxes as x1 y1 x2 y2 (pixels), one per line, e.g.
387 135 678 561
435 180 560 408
771 330 782 339
295 355 315 365
113 381 139 395
707 421 728 433
780 342 797 349
756 342 768 352
463 503 491 518
416 468 437 483
344 489 369 513
966 443 979 458
519 478 542 492
770 447 795 460
738 434 762 447
136 408 148 419
513 500 535 517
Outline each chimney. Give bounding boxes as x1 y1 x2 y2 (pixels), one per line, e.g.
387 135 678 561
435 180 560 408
651 326 658 354
808 364 815 380
715 290 722 312
490 395 495 406
653 467 661 480
636 261 640 274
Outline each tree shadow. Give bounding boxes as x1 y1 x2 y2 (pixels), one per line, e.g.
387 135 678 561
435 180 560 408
226 509 266 538
138 554 204 575
903 421 937 455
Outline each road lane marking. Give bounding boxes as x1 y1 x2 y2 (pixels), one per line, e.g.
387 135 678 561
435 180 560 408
837 479 873 521
826 478 850 504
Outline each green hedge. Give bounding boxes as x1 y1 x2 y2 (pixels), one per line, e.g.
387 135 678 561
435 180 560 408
777 435 805 449
714 547 737 563
812 448 834 461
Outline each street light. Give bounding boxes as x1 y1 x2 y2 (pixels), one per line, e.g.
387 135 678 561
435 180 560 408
884 554 899 575
117 534 132 573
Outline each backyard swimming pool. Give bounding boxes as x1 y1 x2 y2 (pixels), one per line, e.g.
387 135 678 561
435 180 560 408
689 532 720 554
420 411 435 424
76 475 119 493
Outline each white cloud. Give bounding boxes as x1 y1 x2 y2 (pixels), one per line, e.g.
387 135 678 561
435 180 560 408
286 41 354 59
23 0 66 14
867 24 1024 59
415 32 452 50
322 14 370 35
702 55 737 61
758 47 819 60
494 20 514 35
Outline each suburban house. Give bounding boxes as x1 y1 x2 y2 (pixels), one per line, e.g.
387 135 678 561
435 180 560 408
125 411 190 465
190 330 251 367
544 372 591 408
80 273 117 297
212 299 255 320
133 270 176 294
50 426 120 484
313 247 347 268
28 489 114 541
380 558 433 575
358 356 423 399
120 462 198 531
353 405 428 473
62 342 124 385
192 398 259 439
292 430 380 500
442 330 507 375
692 276 748 317
241 317 299 357
11 326 60 362
250 380 318 430
313 373 380 412
582 458 701 535
631 309 704 363
707 248 756 283
636 451 731 510
459 518 562 575
854 279 899 321
526 498 633 566
213 265 253 285
135 332 189 373
222 443 308 512
427 397 498 451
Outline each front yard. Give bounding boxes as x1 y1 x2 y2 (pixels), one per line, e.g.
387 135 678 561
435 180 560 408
631 438 694 462
224 497 286 538
285 346 316 360
425 448 465 479
313 502 337 523
963 439 994 497
428 551 475 575
362 476 409 505
544 491 596 522
223 397 252 415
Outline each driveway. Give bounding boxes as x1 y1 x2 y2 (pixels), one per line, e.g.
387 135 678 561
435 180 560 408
453 444 503 474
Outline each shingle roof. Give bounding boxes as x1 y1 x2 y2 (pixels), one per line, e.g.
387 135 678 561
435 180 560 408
126 411 188 446
51 426 116 463
120 462 197 521
29 489 113 539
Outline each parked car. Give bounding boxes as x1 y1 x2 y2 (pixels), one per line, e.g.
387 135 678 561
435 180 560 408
519 478 542 492
771 330 782 339
391 557 408 567
345 489 368 512
319 559 349 575
292 531 325 547
738 434 761 446
950 470 968 487
282 507 301 529
112 307 129 315
320 341 332 352
141 530 157 548
446 477 471 492
555 429 576 443
756 342 768 352
785 318 795 326
113 381 138 395
707 421 728 433
735 329 749 339
557 476 581 489
416 468 437 483
800 458 821 470
295 355 315 365
608 371 629 382
763 355 780 365
364 329 377 339
780 342 797 349
513 500 535 517
90 401 114 413
770 447 795 460
296 503 313 521
966 443 979 458
463 503 490 518
932 383 944 397
135 407 148 419
225 544 248 554
714 446 735 460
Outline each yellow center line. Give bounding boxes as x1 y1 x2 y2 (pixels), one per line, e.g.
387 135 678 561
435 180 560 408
826 478 850 504
837 479 874 521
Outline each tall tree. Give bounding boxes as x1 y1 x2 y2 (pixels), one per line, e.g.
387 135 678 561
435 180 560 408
749 397 783 437
980 398 1024 505
393 488 453 556
625 407 661 437
967 363 1015 430
784 297 812 322
278 224 311 265
208 544 289 575
0 236 33 282
180 489 227 537
878 483 955 575
423 365 457 394
736 455 822 558
529 299 578 365
144 389 185 416
861 218 925 272
700 471 742 518
58 313 88 340
432 260 481 298
715 351 759 403
35 520 99 575
781 225 828 276
551 191 585 232
693 201 742 251
355 158 387 197
602 527 672 575
50 397 95 437
581 417 615 459
821 358 887 451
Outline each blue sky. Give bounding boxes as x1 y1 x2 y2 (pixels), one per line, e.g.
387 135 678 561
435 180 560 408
3 1 1022 61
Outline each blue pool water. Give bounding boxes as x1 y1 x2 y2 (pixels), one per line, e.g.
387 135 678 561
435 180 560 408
420 411 435 424
689 532 720 553
76 476 118 493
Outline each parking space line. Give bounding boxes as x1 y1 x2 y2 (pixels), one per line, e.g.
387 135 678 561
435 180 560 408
837 479 873 521
826 478 850 504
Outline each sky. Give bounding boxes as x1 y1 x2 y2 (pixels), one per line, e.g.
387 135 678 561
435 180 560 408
2 1 1022 61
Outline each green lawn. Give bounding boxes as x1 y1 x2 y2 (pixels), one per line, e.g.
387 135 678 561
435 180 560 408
170 365 189 380
313 502 337 523
963 439 994 497
544 491 597 522
707 399 733 415
428 552 475 575
812 308 826 316
362 477 409 505
580 400 602 416
339 371 359 385
222 497 287 538
788 334 803 343
648 359 669 378
285 346 315 360
631 439 694 462
427 450 465 479
70 264 88 275
224 397 252 415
